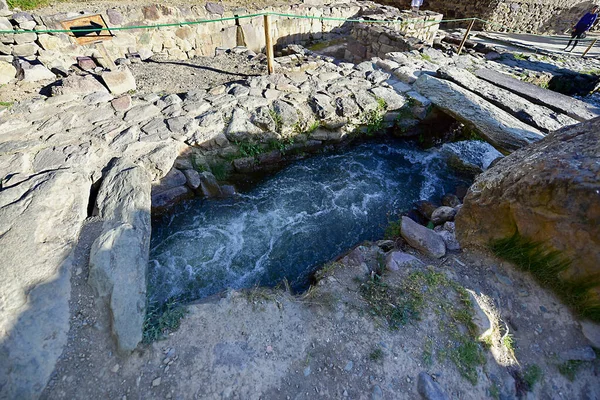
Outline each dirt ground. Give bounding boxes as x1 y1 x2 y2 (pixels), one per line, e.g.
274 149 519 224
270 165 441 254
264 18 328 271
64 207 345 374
41 216 600 399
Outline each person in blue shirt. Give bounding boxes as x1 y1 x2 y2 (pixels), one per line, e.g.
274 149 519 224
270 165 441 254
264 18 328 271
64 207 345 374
564 6 599 52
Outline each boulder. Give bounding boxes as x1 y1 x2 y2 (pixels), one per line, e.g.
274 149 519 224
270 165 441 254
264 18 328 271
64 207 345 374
182 168 201 190
475 68 600 122
20 64 55 82
11 42 38 57
413 75 544 153
438 230 461 251
89 159 151 353
0 60 16 84
456 117 600 290
199 171 223 197
52 74 109 97
101 66 136 95
430 206 456 225
111 94 132 112
369 86 406 111
386 251 424 271
400 216 446 259
417 372 448 400
152 168 187 194
439 67 578 132
152 186 191 209
0 171 89 399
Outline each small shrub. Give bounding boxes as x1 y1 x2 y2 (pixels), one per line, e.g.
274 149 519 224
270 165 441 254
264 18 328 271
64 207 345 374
7 0 50 10
236 140 263 158
307 120 320 134
0 101 13 107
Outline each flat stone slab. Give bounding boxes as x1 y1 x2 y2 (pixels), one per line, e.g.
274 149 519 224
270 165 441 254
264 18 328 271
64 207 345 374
413 74 544 153
439 67 578 132
474 68 600 122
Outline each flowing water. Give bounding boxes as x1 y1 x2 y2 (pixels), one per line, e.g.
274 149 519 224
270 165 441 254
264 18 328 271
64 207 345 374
148 139 501 306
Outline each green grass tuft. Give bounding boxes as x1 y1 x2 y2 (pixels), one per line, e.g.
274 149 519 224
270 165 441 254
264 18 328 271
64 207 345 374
523 364 543 389
384 218 402 239
143 299 187 343
269 109 283 133
557 360 584 381
210 163 230 181
7 0 51 10
236 140 264 158
491 233 600 322
369 347 384 362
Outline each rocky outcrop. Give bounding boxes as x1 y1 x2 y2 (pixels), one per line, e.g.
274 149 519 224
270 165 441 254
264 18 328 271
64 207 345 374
438 66 578 132
456 117 600 286
0 171 90 399
89 159 152 353
474 68 600 122
413 74 544 153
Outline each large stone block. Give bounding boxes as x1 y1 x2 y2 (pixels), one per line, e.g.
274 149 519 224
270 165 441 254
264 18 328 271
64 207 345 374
101 66 136 95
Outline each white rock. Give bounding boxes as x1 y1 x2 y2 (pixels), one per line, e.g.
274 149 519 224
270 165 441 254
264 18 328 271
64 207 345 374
0 60 16 84
101 66 136 95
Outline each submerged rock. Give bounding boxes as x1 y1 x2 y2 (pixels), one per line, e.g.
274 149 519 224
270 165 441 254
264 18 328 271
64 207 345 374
456 117 600 294
400 216 446 259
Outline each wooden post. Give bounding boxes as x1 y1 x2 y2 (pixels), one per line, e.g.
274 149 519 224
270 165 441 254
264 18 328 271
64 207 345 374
263 14 274 75
582 38 598 58
457 19 475 55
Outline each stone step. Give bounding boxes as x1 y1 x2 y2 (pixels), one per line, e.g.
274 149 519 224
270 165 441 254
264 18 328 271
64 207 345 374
474 68 600 122
413 74 544 153
438 66 579 132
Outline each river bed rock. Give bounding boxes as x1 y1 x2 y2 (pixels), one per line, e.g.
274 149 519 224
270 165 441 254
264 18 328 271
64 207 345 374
400 216 446 258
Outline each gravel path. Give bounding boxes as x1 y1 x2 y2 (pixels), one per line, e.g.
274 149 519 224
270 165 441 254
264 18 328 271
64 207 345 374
129 53 267 95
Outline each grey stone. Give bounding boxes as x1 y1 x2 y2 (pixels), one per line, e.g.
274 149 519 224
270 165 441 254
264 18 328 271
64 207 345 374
101 66 136 95
182 168 201 190
558 346 597 362
141 118 169 138
366 69 390 84
152 186 191 208
12 31 35 45
0 59 16 84
106 8 123 25
335 97 360 117
438 230 461 251
439 67 578 132
205 2 225 15
199 171 223 197
10 12 33 25
0 41 10 54
152 168 187 194
111 95 132 112
369 86 405 111
52 74 109 97
581 321 600 348
124 103 161 124
417 372 448 400
89 160 151 353
11 42 38 56
20 63 55 82
352 88 380 113
467 291 492 337
0 171 89 399
413 75 544 153
0 16 11 30
251 106 276 132
83 91 114 105
475 68 600 122
272 99 299 128
134 141 183 181
400 216 446 258
226 107 263 141
310 93 335 119
431 206 456 225
166 116 193 134
386 251 424 271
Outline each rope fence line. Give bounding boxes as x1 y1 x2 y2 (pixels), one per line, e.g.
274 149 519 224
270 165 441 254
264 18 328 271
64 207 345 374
0 11 596 59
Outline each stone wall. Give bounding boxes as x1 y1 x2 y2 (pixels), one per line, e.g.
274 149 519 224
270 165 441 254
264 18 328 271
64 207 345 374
0 1 368 83
374 0 600 34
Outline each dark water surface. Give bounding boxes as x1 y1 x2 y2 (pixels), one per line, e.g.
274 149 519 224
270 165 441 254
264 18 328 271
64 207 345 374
148 139 501 306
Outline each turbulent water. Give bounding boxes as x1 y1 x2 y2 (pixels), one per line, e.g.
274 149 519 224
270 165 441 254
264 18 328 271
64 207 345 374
148 139 501 306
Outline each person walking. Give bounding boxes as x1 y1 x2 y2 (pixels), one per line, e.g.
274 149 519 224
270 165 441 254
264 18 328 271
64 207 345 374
564 5 599 52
